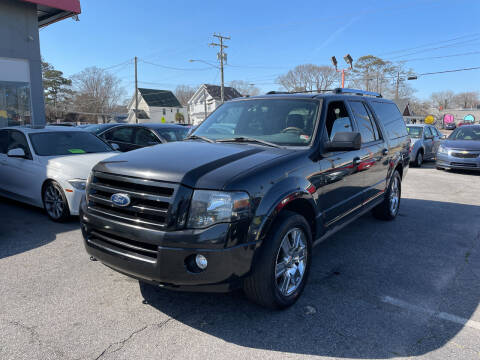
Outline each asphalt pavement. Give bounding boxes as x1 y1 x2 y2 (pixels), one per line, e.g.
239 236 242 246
1 163 479 360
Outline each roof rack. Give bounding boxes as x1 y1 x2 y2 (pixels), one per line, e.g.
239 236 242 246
333 88 382 98
266 89 333 95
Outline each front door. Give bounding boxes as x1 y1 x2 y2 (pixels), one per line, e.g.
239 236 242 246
423 126 434 158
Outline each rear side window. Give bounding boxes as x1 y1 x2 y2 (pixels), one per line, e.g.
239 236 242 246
349 101 380 144
370 101 408 140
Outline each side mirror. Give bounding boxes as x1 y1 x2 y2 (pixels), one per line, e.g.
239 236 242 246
441 135 447 140
325 132 361 152
7 148 26 158
110 143 120 151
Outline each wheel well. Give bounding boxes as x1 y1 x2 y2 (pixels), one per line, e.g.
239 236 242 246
282 199 316 240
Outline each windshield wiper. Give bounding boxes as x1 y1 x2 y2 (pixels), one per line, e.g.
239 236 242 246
185 135 215 143
216 137 281 148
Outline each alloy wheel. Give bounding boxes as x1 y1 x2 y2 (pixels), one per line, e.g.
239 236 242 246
275 227 308 297
389 176 400 216
44 184 65 220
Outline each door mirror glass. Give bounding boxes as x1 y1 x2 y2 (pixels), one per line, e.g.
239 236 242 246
325 132 362 152
7 147 26 158
110 143 120 151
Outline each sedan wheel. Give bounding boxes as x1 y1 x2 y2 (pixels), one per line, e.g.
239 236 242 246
43 181 70 222
415 152 423 167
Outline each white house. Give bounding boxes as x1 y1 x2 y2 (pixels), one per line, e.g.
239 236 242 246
127 88 187 124
187 84 242 125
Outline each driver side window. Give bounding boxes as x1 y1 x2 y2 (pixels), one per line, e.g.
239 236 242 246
325 101 353 141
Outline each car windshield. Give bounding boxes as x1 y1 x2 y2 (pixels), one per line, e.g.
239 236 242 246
448 126 480 141
406 126 423 138
29 131 113 156
155 127 190 142
192 99 320 146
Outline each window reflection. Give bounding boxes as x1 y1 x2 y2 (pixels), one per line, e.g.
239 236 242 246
0 81 31 127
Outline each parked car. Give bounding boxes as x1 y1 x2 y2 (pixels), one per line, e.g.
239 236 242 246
97 123 190 152
0 126 117 221
80 88 410 309
436 125 480 171
78 123 122 135
406 124 443 167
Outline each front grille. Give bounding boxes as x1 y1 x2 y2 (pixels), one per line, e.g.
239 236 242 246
88 230 157 263
451 152 479 159
87 171 178 230
451 162 478 168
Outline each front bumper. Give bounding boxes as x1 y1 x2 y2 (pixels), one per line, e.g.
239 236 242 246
436 152 480 171
80 200 257 292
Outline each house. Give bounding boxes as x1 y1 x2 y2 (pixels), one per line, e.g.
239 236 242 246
394 99 412 116
127 88 187 124
187 84 242 125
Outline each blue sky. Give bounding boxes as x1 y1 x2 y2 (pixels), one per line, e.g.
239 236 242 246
40 0 480 101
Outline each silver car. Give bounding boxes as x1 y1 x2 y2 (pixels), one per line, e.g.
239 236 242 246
407 124 443 167
436 125 480 171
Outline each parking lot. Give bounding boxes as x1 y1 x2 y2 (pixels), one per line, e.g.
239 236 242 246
1 164 479 360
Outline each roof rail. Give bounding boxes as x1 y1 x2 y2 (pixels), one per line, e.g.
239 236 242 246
333 88 382 98
266 89 333 95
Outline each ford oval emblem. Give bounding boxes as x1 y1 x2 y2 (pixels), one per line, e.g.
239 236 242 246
110 193 131 207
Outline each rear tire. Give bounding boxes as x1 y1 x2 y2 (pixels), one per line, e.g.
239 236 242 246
372 170 402 221
243 211 312 309
42 180 70 222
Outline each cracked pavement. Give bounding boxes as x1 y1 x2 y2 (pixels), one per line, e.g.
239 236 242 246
1 163 480 359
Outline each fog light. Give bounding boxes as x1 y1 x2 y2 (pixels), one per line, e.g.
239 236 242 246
195 254 208 270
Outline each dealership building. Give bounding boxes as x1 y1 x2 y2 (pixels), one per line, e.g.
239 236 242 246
0 0 80 128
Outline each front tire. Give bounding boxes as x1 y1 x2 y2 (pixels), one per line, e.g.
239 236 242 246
414 151 423 167
372 170 402 221
42 180 70 222
243 211 312 309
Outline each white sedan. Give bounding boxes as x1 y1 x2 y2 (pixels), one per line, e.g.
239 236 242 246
0 126 117 221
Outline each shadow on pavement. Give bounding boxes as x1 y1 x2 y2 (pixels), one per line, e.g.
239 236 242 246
0 196 79 259
140 198 480 358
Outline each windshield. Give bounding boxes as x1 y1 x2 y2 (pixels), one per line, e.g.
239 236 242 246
192 99 320 146
29 131 113 156
448 126 480 141
155 127 190 142
406 126 423 138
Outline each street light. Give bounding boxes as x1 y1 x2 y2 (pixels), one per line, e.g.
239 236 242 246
189 59 219 69
331 54 353 88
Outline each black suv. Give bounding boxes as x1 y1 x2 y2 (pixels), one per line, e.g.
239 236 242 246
80 88 410 309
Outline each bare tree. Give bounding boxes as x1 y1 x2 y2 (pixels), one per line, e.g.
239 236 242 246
430 91 455 110
453 91 479 109
277 64 337 92
228 80 260 96
408 97 432 116
71 67 125 116
174 85 196 106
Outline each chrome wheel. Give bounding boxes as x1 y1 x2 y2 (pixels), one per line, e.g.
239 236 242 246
44 184 65 220
275 227 307 297
389 176 400 216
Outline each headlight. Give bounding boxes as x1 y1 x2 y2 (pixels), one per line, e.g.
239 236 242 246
437 145 449 155
68 179 87 191
187 190 250 229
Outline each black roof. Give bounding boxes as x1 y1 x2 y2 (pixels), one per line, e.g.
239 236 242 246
204 84 242 100
138 88 182 108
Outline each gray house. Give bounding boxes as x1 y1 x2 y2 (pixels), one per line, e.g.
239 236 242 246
0 0 80 128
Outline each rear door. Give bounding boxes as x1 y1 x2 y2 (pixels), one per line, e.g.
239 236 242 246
348 100 389 204
318 99 366 228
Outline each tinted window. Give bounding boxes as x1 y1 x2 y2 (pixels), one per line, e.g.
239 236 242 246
134 128 159 146
349 101 379 143
9 130 32 158
194 99 320 146
0 130 7 154
370 101 408 140
448 126 480 141
155 128 189 142
325 101 353 141
105 127 134 143
29 131 112 156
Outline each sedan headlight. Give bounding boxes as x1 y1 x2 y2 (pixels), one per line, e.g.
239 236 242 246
187 190 250 229
68 179 87 191
437 145 449 155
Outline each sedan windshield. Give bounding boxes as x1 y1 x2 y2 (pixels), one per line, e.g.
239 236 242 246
29 131 113 156
406 126 423 138
192 99 320 146
448 126 480 141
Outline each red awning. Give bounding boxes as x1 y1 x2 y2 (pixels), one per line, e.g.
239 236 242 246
21 0 81 27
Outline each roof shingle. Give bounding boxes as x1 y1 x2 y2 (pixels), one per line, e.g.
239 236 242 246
138 88 182 108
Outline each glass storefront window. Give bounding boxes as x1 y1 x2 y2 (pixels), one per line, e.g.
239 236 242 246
0 81 31 127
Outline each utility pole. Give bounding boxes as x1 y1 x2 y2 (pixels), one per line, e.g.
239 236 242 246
210 33 230 103
395 71 400 100
134 56 138 124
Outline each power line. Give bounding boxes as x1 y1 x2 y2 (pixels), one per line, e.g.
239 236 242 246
416 66 480 77
387 38 480 60
140 59 213 72
397 50 480 63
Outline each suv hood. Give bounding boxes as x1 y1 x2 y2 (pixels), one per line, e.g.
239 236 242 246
443 140 480 151
95 141 290 189
42 152 117 179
